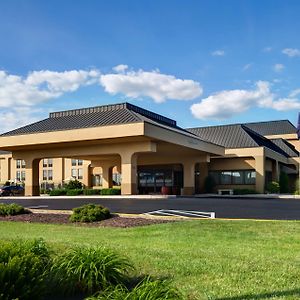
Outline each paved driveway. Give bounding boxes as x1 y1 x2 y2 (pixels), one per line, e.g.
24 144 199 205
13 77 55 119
1 196 300 220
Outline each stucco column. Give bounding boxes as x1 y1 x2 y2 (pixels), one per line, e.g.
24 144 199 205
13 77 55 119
1 157 11 182
255 154 265 193
272 160 279 182
24 158 40 196
198 162 209 193
121 153 137 195
182 161 195 195
102 164 113 189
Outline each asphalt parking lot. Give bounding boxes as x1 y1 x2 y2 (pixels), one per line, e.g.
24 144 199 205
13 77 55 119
1 196 300 220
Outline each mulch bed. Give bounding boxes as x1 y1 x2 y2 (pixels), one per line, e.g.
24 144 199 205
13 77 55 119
0 212 173 228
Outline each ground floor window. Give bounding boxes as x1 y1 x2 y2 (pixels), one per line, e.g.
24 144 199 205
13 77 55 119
138 164 183 194
209 170 256 185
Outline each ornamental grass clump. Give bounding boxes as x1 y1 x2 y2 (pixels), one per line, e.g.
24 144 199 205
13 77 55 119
0 203 28 216
0 238 51 300
86 277 183 300
69 203 111 223
50 246 133 295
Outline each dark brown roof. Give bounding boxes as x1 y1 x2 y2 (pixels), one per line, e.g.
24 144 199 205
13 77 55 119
244 120 297 136
1 103 185 137
270 139 299 157
187 124 292 158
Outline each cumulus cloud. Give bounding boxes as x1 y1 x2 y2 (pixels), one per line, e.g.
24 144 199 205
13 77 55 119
112 64 128 73
211 50 225 56
273 64 285 73
191 81 300 120
282 48 300 57
290 88 300 98
0 69 100 107
100 67 203 103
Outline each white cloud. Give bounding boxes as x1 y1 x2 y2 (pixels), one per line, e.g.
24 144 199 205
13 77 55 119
211 50 225 56
191 81 300 120
0 107 42 133
263 47 272 52
112 64 128 73
282 48 300 57
289 88 300 97
273 64 285 73
0 69 100 107
100 68 203 103
242 63 252 71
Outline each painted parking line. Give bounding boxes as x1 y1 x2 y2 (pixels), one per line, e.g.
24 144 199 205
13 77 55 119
27 205 49 209
144 209 215 219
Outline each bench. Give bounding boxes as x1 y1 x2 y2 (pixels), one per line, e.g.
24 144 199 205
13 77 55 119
218 189 234 195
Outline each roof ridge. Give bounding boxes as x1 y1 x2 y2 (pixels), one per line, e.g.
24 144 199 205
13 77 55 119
49 102 127 118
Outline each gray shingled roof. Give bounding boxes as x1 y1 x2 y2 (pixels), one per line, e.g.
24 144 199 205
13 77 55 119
187 124 292 157
1 103 187 137
270 139 299 157
244 120 297 136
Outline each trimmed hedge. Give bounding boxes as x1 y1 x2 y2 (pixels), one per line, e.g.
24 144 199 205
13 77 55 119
69 204 111 223
100 188 121 195
83 189 101 195
0 203 28 216
233 189 257 195
49 189 67 196
66 189 83 196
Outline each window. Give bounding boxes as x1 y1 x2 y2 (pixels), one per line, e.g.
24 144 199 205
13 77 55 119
43 170 47 180
71 159 77 166
48 159 53 168
16 159 26 169
245 170 256 184
209 170 256 185
78 159 83 166
220 171 231 184
43 159 47 168
71 168 77 178
16 171 21 181
21 171 25 181
78 168 83 180
232 171 244 184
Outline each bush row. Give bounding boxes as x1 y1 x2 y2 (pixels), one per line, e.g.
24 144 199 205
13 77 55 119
0 239 182 300
0 203 28 216
49 188 121 196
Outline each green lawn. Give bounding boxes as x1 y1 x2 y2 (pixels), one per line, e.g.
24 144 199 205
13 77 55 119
1 219 300 299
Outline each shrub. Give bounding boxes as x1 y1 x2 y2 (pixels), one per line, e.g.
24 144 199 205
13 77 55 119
279 172 289 193
204 175 215 193
86 277 183 300
266 181 280 193
66 189 83 196
100 188 121 195
50 246 133 295
40 188 50 195
233 189 257 195
69 204 110 223
0 203 28 216
49 189 67 196
83 189 101 195
0 238 50 300
64 179 83 190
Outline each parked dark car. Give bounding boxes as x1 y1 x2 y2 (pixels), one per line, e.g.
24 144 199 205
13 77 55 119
0 185 25 196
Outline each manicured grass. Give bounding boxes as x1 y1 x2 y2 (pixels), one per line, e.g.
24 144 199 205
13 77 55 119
1 219 300 299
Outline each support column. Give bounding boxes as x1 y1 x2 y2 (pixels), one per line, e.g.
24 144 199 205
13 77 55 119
121 153 137 195
255 154 265 193
272 160 279 182
102 164 113 189
198 162 209 193
182 160 196 195
24 158 40 196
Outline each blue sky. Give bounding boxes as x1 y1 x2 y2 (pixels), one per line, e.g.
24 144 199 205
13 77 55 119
1 0 300 132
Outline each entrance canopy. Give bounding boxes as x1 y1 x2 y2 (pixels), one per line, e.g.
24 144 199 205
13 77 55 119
0 102 224 196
